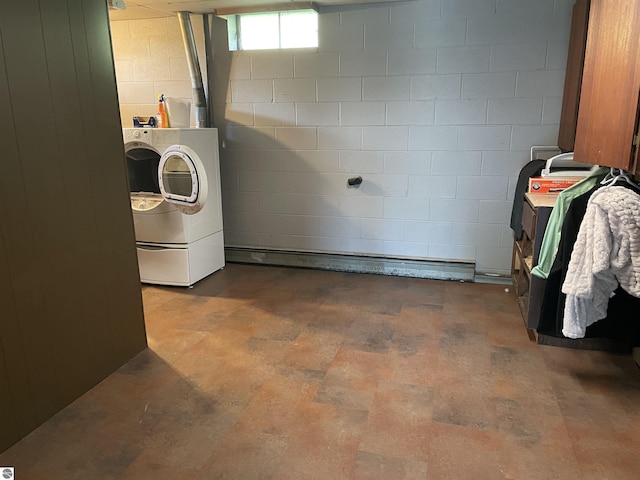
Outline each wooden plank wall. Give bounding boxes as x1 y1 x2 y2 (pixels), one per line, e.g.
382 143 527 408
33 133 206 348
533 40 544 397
0 0 147 452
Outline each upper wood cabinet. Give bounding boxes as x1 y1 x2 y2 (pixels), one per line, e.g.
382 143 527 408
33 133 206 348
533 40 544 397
559 0 640 174
557 0 589 152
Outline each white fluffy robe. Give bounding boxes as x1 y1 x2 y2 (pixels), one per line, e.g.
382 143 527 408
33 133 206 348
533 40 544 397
562 186 640 339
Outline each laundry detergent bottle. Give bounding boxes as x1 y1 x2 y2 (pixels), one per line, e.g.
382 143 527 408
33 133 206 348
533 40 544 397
156 94 168 128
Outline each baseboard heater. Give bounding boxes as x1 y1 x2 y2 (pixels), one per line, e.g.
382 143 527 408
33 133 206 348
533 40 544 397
224 247 476 282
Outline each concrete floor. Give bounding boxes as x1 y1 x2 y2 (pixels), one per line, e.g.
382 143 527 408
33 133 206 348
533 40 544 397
1 263 640 479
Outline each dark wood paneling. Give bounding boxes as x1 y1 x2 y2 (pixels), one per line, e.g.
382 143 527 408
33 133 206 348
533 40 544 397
66 1 132 382
0 233 28 452
0 0 63 428
0 339 19 453
557 0 589 152
0 28 41 445
574 0 640 168
77 0 147 363
40 0 104 395
0 0 146 452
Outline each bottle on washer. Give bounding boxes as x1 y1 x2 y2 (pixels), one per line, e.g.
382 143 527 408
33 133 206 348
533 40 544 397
155 94 168 128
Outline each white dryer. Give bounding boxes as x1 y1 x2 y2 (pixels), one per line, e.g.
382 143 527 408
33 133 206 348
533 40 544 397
123 128 224 286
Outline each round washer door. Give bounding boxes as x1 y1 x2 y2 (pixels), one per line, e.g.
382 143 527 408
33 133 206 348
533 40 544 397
158 144 208 215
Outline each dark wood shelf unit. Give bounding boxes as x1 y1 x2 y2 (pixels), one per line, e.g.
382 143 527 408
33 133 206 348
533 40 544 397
511 193 557 338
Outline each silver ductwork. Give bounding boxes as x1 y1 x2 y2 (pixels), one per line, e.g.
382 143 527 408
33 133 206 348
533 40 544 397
203 14 215 128
178 11 208 128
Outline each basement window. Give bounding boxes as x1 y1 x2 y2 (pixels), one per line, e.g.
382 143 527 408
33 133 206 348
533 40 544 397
226 10 318 51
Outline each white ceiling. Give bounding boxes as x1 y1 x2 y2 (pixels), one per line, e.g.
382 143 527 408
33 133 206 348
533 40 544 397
109 0 407 21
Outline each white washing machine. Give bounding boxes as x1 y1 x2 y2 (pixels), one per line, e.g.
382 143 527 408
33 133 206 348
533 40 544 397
123 128 224 286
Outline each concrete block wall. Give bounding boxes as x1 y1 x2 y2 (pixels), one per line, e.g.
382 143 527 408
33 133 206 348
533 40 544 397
110 15 206 128
111 0 573 275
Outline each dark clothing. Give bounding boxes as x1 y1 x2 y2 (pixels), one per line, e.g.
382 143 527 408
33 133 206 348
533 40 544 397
510 159 546 240
537 184 640 347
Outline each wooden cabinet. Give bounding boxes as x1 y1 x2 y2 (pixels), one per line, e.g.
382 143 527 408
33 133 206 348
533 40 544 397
557 0 589 152
559 0 640 176
512 193 557 336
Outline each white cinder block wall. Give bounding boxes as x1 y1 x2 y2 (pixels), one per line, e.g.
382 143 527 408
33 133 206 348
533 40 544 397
111 0 573 275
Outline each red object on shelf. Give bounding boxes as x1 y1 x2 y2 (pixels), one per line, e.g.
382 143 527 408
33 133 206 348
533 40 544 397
528 176 583 193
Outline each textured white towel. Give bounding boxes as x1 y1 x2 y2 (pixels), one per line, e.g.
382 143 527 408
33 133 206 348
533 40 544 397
561 186 640 338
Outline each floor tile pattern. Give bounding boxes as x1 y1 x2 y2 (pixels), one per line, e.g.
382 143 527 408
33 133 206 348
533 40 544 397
2 264 640 479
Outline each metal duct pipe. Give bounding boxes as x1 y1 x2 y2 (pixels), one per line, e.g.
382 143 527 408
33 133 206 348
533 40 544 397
203 13 214 128
178 11 208 127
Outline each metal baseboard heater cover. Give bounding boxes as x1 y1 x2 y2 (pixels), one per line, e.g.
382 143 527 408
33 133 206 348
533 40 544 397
224 247 476 282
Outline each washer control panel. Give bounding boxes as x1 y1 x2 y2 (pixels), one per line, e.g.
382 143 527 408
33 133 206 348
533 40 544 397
124 128 153 143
